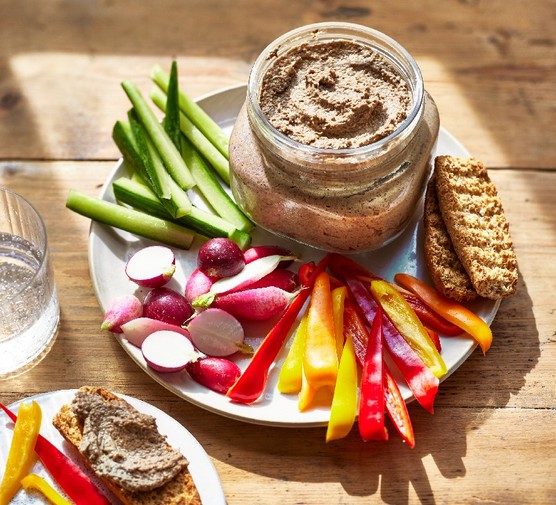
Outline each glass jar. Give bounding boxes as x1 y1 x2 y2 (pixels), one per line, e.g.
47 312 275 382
229 22 439 253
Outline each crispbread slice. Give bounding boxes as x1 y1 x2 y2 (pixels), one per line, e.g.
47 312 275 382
52 386 201 505
423 175 479 302
434 156 518 299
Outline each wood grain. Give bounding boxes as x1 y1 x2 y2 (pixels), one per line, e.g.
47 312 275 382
0 1 555 503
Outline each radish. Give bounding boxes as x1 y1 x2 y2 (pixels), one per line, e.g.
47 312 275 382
193 254 290 308
185 357 241 394
101 294 143 333
125 245 176 288
143 287 193 326
187 308 250 357
213 286 298 321
247 268 300 292
244 245 296 268
197 237 245 279
141 330 200 373
184 268 213 304
121 317 192 347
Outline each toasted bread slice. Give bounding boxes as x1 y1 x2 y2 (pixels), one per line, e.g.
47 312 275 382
52 386 201 505
423 174 479 302
434 156 518 299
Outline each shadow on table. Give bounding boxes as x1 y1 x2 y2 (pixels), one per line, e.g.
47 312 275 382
194 268 538 504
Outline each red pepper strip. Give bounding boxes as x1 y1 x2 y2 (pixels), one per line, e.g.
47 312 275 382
343 300 414 446
343 277 439 414
328 253 381 283
395 273 493 354
400 291 462 336
384 364 415 448
425 327 441 352
227 255 330 404
359 306 388 442
0 403 111 505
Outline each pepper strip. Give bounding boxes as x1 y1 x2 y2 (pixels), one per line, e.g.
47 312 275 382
343 278 439 414
394 273 493 354
277 313 308 394
371 280 447 379
331 286 348 360
359 306 388 442
303 271 339 391
0 401 42 505
21 474 73 505
343 299 416 445
0 403 111 505
227 255 330 404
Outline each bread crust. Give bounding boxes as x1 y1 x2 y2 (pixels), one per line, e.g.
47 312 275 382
423 175 479 302
434 156 518 299
52 386 201 505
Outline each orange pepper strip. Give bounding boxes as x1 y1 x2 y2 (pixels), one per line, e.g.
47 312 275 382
331 286 348 361
298 363 318 412
303 271 339 392
394 273 493 354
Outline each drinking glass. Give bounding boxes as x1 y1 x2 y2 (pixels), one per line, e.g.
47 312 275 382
0 187 60 378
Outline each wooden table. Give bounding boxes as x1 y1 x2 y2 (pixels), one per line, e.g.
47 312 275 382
1 1 554 503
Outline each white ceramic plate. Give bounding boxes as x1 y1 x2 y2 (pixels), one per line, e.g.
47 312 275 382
88 85 499 427
0 389 225 504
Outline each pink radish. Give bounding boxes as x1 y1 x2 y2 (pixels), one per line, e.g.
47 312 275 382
213 286 298 321
125 245 176 288
187 308 250 357
197 238 245 279
143 287 193 326
244 245 295 268
185 357 241 394
247 268 300 293
101 294 143 333
193 254 291 308
121 317 192 347
141 330 199 373
184 268 213 304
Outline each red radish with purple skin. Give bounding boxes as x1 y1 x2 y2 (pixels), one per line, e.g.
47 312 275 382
141 330 200 373
121 317 192 347
247 268 300 293
185 357 241 394
125 246 176 288
143 287 193 326
101 294 143 333
184 268 213 304
244 245 295 268
213 286 298 321
197 238 245 279
187 308 249 357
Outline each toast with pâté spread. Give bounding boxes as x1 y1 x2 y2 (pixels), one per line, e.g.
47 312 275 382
52 386 202 505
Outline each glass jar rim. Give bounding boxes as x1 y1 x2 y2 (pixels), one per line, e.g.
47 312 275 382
247 22 425 158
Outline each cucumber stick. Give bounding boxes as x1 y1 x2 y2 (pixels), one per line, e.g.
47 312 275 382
66 190 196 250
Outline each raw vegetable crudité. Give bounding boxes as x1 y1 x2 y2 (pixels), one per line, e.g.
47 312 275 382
67 61 496 447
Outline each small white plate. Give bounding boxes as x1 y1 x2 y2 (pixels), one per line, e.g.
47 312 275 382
0 389 225 504
88 85 499 427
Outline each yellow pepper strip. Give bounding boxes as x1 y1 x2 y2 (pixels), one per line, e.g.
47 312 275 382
326 332 358 442
0 401 42 505
277 313 309 394
21 474 73 505
298 363 318 412
370 280 448 379
331 286 348 361
303 271 339 391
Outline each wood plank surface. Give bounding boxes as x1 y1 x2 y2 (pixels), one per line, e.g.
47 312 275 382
0 0 555 503
1 0 554 167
